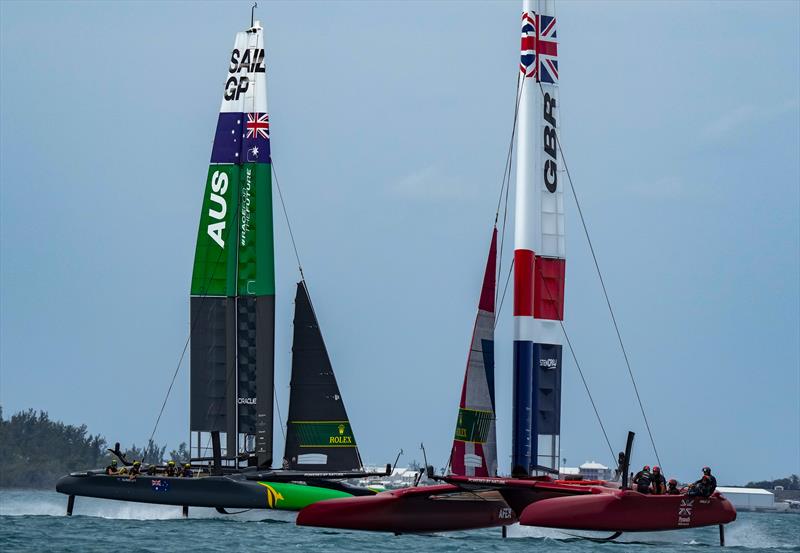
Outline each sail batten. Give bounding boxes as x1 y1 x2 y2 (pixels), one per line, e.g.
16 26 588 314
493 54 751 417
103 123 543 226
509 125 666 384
451 229 498 477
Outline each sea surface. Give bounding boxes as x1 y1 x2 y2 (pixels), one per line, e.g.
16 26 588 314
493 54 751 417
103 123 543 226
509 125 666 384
1 490 798 552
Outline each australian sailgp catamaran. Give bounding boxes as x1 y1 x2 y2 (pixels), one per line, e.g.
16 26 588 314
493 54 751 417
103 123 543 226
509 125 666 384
297 0 736 540
57 15 385 515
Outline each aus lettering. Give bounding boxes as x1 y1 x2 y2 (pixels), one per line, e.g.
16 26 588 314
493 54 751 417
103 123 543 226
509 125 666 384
207 170 228 248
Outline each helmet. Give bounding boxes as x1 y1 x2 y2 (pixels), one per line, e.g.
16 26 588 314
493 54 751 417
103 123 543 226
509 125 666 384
643 465 650 471
668 479 677 486
653 466 661 473
133 461 141 466
111 459 117 465
184 463 191 468
702 466 711 475
168 460 175 465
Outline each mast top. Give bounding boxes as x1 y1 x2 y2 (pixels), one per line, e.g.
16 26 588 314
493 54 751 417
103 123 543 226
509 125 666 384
250 2 260 30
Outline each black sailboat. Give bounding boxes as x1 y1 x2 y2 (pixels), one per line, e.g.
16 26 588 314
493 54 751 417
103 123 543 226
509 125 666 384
56 15 385 515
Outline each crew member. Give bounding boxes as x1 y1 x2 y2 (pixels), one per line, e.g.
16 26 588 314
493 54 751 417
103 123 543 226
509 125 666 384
632 465 652 494
666 478 681 495
166 460 177 477
146 464 157 476
128 460 142 480
181 463 193 478
651 466 667 495
702 466 717 494
105 459 118 475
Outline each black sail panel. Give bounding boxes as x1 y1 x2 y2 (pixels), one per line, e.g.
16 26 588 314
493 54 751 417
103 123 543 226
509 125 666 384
283 281 362 471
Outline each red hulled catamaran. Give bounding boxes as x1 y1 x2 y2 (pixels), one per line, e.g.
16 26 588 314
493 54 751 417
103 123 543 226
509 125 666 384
297 0 736 542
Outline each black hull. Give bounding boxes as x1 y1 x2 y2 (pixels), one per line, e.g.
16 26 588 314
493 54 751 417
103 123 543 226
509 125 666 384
56 472 368 511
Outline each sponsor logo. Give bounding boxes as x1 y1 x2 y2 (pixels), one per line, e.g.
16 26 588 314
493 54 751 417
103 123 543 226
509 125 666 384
498 507 514 520
258 482 284 508
542 92 558 193
207 170 229 248
678 498 694 526
329 435 353 445
240 168 252 247
238 397 256 405
337 424 345 435
539 358 558 369
225 48 266 101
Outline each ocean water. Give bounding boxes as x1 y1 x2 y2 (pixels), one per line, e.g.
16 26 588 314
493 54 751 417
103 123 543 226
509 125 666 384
1 490 798 552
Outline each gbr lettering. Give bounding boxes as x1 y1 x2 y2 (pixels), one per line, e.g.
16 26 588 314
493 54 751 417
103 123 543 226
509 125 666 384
543 92 558 193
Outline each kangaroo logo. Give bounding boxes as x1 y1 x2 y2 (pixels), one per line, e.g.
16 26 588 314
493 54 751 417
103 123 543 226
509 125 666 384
258 482 285 508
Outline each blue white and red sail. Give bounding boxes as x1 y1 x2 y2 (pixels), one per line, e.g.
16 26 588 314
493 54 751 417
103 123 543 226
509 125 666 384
450 230 498 477
512 0 564 476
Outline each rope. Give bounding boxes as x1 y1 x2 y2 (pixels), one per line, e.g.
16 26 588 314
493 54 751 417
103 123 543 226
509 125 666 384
537 82 663 469
495 73 525 312
274 386 286 443
494 259 514 329
271 162 304 279
560 320 617 467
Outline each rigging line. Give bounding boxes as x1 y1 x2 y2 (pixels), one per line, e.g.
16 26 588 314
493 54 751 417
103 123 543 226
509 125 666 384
494 258 515 330
559 320 617 467
274 386 286 444
271 162 304 279
536 82 662 469
149 132 255 447
495 73 525 312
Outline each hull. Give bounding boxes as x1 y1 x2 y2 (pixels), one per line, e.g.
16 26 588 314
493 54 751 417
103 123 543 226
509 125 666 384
297 484 516 533
519 489 737 532
56 472 367 511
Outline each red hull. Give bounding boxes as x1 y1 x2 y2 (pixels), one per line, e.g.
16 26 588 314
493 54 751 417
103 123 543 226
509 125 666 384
297 484 516 533
520 489 737 532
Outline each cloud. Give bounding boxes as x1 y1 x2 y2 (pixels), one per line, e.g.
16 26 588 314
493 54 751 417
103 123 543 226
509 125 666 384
389 166 477 201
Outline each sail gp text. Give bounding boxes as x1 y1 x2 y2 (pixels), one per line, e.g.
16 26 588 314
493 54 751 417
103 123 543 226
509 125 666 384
225 48 266 101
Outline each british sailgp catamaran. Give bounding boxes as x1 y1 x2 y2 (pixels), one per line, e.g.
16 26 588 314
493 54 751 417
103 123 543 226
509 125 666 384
297 0 736 541
57 14 386 515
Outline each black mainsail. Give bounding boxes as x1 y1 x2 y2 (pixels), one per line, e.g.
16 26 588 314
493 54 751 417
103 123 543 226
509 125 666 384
283 281 363 471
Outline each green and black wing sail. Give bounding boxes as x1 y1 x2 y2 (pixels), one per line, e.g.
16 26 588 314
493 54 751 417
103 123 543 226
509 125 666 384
189 21 274 468
283 281 363 471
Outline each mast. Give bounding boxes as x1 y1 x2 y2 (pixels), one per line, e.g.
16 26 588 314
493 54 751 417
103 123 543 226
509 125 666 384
190 19 275 468
450 229 498 477
512 0 564 476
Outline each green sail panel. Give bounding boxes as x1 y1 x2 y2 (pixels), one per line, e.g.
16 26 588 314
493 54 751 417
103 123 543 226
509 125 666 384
236 163 275 296
191 165 240 297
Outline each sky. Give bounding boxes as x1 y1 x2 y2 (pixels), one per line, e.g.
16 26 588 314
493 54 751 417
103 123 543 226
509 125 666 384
1 1 798 486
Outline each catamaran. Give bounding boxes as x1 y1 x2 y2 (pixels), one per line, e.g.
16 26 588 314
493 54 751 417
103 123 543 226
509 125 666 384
297 0 736 542
56 14 386 516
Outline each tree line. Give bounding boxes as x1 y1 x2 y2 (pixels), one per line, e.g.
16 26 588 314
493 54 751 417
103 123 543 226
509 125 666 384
0 408 189 489
745 475 800 490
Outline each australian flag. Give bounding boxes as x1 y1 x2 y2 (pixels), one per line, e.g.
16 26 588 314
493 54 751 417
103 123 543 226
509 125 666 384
520 12 558 83
151 479 170 492
210 112 271 164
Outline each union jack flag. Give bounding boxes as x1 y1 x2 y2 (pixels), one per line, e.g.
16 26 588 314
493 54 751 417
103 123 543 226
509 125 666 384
520 11 558 83
245 112 270 140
